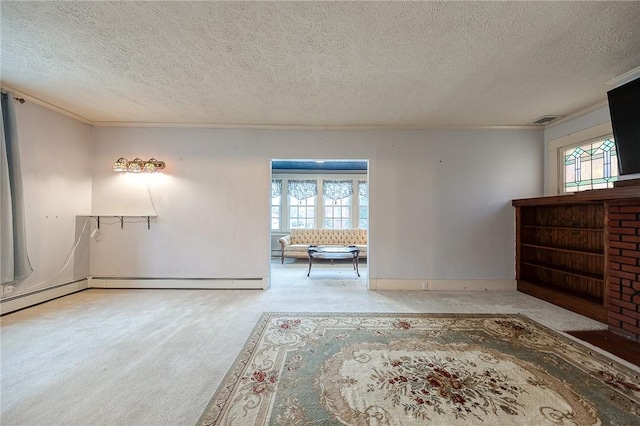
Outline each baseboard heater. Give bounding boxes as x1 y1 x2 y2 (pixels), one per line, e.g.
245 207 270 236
89 277 269 290
0 278 89 315
0 276 268 315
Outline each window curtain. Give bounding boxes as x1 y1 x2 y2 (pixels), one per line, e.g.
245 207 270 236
271 179 282 198
323 180 353 201
287 179 317 201
1 91 32 285
358 180 368 201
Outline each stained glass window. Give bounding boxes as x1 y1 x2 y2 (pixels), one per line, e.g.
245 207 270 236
564 138 618 192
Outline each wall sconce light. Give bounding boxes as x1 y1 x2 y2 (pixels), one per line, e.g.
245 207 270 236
112 157 129 172
127 158 144 173
143 158 166 173
113 157 166 173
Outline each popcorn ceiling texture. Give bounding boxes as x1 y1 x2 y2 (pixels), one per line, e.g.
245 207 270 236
1 1 640 127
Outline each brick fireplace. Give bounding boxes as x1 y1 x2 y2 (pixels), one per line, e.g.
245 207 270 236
607 199 640 342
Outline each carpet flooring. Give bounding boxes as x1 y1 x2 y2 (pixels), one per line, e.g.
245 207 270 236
1 259 633 425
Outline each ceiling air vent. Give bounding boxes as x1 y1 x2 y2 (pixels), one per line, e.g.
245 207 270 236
531 115 561 125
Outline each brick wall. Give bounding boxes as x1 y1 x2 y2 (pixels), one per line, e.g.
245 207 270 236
607 200 640 342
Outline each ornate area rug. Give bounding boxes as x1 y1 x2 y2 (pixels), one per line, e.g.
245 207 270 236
198 313 640 425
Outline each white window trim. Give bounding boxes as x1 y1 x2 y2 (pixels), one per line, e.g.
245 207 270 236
546 122 612 195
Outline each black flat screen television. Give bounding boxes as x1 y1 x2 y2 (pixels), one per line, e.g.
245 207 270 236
607 77 640 176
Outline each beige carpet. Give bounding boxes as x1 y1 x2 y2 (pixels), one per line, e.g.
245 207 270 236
1 259 625 425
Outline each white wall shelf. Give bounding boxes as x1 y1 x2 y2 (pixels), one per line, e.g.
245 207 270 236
78 214 157 230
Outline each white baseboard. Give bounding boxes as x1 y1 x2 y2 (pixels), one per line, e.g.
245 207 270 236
89 277 269 290
0 278 89 315
369 279 516 291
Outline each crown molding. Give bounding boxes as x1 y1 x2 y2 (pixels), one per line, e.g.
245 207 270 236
606 66 640 88
0 83 94 125
92 121 540 131
544 100 609 130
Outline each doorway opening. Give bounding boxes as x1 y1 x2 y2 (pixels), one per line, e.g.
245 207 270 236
269 159 369 289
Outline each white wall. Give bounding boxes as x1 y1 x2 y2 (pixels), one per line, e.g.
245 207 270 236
91 127 543 284
5 101 93 296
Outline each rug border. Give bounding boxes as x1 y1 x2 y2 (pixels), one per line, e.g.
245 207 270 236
197 312 273 425
196 312 639 425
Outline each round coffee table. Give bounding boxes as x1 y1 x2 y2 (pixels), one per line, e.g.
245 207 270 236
307 245 360 277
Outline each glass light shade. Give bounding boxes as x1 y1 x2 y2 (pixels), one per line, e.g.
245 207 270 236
143 161 157 173
127 158 144 173
143 158 165 173
113 158 129 172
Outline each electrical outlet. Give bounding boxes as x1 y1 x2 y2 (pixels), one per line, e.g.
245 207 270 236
421 282 427 290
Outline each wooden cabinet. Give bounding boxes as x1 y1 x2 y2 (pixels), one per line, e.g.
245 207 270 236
514 184 640 327
513 199 607 322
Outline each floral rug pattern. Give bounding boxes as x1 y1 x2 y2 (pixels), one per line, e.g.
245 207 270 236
198 313 640 425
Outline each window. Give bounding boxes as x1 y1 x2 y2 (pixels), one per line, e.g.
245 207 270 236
271 180 282 230
563 138 618 192
322 180 353 229
271 196 281 230
324 196 351 228
358 181 368 229
289 195 316 228
273 176 367 230
287 179 318 229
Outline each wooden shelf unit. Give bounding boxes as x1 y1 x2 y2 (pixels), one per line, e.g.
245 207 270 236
513 199 608 322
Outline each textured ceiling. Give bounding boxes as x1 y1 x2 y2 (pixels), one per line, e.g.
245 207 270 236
2 1 640 127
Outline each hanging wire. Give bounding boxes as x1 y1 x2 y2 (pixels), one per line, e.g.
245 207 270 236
24 217 91 291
